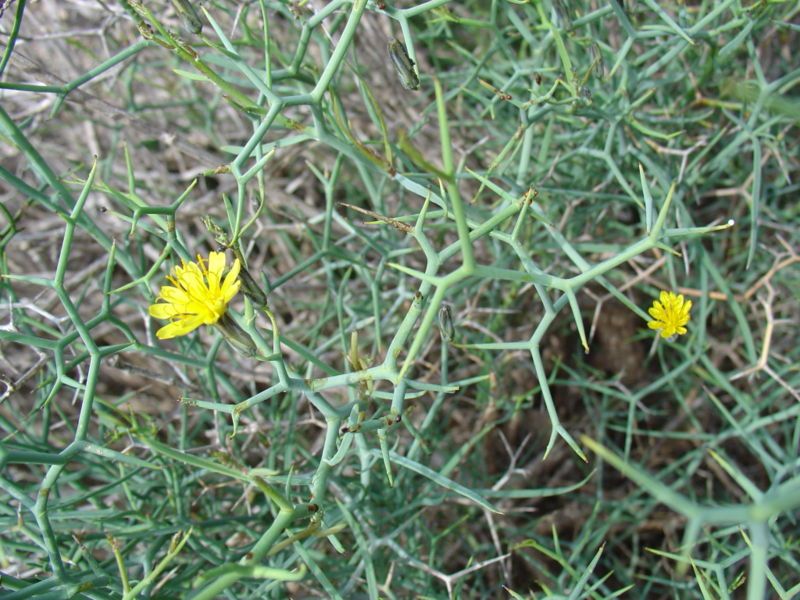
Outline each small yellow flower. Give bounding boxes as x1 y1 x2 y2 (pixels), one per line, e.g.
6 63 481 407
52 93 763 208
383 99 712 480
149 251 240 340
647 290 692 339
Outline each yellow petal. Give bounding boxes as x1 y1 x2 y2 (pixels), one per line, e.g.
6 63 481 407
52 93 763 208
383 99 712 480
149 302 181 319
648 304 665 320
183 299 211 317
206 251 225 295
208 251 226 278
181 266 208 300
156 314 205 339
159 286 190 304
221 259 241 302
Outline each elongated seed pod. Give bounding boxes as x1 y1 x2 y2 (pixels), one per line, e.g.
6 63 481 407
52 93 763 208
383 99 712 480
438 303 455 342
172 0 203 34
590 42 605 77
388 38 420 91
238 264 269 309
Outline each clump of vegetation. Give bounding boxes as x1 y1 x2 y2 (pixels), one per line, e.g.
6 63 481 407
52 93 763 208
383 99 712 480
1 1 798 598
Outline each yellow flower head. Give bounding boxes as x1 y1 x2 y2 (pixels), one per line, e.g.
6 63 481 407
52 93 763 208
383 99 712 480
647 290 692 339
149 251 240 340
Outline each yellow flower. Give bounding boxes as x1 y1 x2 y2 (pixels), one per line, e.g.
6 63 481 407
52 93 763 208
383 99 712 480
149 251 241 339
647 290 692 339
